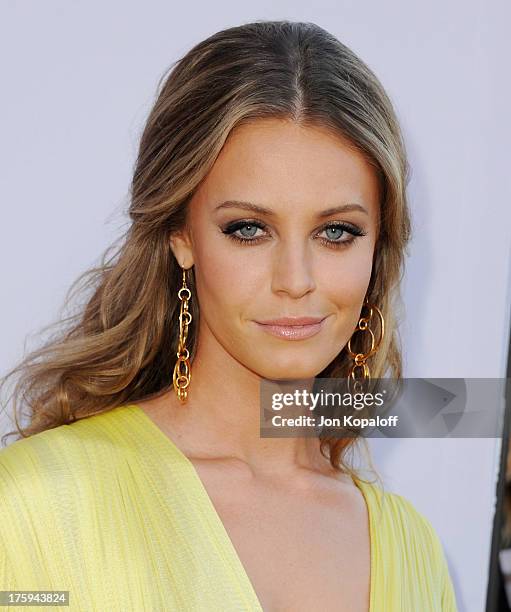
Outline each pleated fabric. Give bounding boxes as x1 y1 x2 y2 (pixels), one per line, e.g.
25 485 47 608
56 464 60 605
0 404 457 611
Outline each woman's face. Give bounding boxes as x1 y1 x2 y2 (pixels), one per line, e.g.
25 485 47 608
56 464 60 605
171 118 380 380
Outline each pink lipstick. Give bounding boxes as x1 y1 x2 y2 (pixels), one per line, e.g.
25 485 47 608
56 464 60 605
253 316 329 340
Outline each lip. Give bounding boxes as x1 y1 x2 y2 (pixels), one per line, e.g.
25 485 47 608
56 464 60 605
256 316 326 326
253 315 329 340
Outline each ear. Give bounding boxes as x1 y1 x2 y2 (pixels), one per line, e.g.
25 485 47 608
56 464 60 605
170 228 194 269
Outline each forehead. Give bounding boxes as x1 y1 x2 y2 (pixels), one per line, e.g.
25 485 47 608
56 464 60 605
191 118 381 219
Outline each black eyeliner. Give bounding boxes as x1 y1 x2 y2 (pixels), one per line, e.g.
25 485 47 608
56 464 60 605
220 219 367 248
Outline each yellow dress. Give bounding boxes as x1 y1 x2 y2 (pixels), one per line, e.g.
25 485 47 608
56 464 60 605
0 404 458 611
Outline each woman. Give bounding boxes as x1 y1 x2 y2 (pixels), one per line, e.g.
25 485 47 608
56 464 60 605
0 20 457 611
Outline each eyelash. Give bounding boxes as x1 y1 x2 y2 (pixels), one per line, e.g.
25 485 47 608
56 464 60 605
221 219 367 249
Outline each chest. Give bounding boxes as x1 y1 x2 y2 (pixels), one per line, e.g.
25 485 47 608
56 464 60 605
192 461 371 612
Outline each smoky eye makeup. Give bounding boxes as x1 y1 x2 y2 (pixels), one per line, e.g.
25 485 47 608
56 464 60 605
219 218 368 249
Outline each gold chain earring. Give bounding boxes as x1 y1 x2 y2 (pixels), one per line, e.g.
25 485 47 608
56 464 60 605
347 297 385 391
173 266 192 403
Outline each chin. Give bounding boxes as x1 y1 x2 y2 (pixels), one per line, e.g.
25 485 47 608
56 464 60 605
255 361 324 381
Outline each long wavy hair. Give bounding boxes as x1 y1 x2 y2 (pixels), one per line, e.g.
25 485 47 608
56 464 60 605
0 20 411 480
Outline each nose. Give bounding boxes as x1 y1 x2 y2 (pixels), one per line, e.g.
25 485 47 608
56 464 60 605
271 238 316 298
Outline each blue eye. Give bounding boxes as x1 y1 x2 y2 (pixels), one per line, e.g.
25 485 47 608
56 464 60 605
324 226 344 240
221 220 268 244
316 223 367 248
237 223 260 238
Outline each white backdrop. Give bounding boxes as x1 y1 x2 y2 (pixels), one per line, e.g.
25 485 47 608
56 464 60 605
1 2 510 610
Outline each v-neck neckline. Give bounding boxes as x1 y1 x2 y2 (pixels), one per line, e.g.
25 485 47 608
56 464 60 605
121 403 375 612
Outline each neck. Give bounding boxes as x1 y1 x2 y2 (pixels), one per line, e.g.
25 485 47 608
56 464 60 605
162 323 340 479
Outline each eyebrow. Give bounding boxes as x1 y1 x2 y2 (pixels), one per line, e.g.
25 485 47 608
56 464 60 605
214 199 369 217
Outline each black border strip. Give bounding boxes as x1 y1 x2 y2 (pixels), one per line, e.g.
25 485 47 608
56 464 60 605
486 325 511 610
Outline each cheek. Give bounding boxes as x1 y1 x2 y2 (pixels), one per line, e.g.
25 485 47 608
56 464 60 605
318 248 375 346
191 231 265 319
321 247 374 306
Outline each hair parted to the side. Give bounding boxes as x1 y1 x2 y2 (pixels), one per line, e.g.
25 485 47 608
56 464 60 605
0 20 411 482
